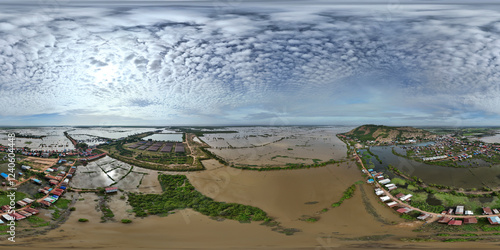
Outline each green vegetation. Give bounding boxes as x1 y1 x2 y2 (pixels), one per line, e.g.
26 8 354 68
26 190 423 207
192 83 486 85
340 234 394 241
400 214 415 220
76 142 89 150
135 153 193 165
200 147 229 166
54 198 71 209
70 207 76 211
52 209 61 220
121 219 132 223
341 124 434 143
442 238 482 242
410 201 445 213
400 237 436 242
127 175 270 223
390 177 407 186
303 217 319 222
331 184 357 208
115 142 134 157
105 150 203 172
102 207 114 218
0 191 28 206
27 216 50 227
169 127 238 137
78 218 89 222
459 233 479 237
480 225 500 232
366 147 382 164
232 159 342 171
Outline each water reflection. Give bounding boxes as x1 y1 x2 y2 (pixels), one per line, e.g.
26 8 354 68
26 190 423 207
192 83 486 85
362 146 500 189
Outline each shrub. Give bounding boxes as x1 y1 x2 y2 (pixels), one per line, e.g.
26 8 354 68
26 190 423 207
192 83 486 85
121 219 132 223
78 218 89 222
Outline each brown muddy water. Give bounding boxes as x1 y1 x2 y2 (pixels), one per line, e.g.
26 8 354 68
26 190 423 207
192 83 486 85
5 134 500 250
6 160 500 249
366 146 500 189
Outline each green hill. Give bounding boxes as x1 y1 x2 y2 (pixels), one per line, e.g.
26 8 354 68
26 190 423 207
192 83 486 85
342 124 436 143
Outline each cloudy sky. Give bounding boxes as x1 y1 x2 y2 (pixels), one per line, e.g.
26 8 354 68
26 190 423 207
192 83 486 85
1 0 500 126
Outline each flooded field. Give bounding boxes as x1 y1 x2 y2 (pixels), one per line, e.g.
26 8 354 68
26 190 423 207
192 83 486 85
365 146 500 189
67 127 157 139
68 134 107 146
202 126 353 166
70 156 149 190
0 127 74 151
142 133 183 142
477 131 500 144
5 126 500 249
10 159 500 249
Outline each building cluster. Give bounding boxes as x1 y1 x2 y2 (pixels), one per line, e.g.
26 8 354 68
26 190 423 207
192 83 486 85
402 136 500 162
339 133 427 146
364 165 500 227
0 144 103 159
0 200 39 223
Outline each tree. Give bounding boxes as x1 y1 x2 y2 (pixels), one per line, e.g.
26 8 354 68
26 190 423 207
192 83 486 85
76 142 89 150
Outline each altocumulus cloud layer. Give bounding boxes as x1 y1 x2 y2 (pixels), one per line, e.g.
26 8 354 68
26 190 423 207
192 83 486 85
1 0 500 126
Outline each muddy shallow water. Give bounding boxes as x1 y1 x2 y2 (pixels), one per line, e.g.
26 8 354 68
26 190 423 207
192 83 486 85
203 126 352 166
365 146 500 189
6 160 500 249
6 126 500 249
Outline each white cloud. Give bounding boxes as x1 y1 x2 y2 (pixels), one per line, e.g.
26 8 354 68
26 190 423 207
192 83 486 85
0 2 499 125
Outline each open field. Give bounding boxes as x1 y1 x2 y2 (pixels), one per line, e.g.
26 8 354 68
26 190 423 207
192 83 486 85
18 156 58 171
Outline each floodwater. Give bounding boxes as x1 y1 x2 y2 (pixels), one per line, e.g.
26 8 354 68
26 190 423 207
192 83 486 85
9 160 500 249
0 127 74 151
70 156 149 190
6 126 500 249
365 146 500 189
477 132 500 144
67 127 156 139
142 133 183 142
202 126 353 166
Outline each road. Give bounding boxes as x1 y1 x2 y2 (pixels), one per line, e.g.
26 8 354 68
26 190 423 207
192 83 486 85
354 151 496 220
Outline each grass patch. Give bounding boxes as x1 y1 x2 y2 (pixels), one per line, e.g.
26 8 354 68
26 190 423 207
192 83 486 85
52 209 61 220
442 238 482 242
78 218 89 222
0 191 28 206
390 177 407 186
437 233 450 236
54 198 71 209
27 216 50 227
341 234 394 241
331 184 357 208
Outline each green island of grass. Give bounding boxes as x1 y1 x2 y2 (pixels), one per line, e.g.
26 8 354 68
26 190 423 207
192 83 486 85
127 174 270 223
